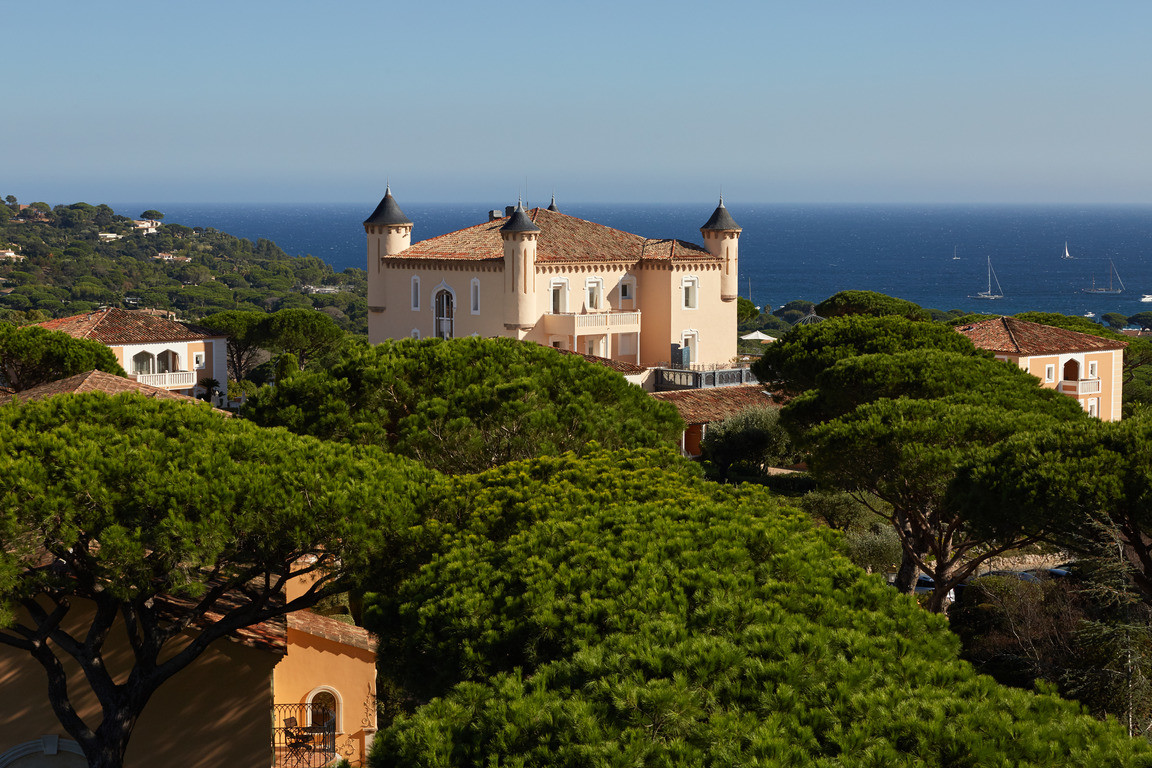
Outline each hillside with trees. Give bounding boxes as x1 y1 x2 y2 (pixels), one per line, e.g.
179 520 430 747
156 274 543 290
0 195 367 333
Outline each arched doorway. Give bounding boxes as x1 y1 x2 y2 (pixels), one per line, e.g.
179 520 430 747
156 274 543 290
434 289 454 340
1063 358 1080 381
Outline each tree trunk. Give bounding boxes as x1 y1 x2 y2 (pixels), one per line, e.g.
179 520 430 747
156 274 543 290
894 550 918 594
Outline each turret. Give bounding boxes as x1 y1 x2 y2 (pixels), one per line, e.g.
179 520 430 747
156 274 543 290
501 200 540 330
363 186 413 262
700 197 741 302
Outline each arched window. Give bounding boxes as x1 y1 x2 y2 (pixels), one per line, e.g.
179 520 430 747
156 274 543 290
156 350 180 373
131 351 154 376
1063 358 1080 381
305 686 343 734
435 289 454 339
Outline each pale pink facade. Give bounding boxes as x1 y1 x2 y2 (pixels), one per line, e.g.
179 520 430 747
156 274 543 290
365 194 741 369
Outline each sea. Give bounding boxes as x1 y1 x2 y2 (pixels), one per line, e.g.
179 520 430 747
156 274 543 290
108 202 1152 320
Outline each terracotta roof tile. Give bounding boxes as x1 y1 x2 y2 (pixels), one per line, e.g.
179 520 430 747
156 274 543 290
1 370 228 413
38 307 221 345
651 385 776 424
288 610 376 653
553 348 647 374
956 316 1127 356
156 591 288 656
395 208 714 264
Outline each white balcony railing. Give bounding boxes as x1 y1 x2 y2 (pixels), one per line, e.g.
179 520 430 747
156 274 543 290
132 371 197 389
542 310 641 337
1060 378 1101 396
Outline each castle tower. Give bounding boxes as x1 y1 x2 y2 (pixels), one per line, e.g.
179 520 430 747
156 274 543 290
700 197 741 302
363 186 413 261
500 201 540 332
364 187 413 341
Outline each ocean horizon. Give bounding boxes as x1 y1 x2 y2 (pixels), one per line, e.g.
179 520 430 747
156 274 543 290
108 201 1152 321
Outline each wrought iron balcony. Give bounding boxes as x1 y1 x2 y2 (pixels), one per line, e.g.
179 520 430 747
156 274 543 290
654 364 757 391
273 703 336 768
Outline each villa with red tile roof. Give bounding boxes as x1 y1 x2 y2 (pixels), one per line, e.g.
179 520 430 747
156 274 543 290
1 602 378 768
38 307 228 399
653 384 778 456
364 190 742 370
957 316 1127 420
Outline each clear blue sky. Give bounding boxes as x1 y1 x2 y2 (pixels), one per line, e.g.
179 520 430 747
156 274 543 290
7 1 1152 205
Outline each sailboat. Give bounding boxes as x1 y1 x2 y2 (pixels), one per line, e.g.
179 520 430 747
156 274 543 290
1062 242 1075 260
970 255 1004 300
1082 259 1125 294
952 246 961 260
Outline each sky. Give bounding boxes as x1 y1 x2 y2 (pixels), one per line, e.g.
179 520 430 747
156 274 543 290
7 1 1152 205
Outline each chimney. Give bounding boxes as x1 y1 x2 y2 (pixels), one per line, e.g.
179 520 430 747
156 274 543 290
505 205 516 217
489 209 503 222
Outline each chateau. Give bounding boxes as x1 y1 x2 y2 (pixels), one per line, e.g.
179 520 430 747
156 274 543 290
364 190 742 370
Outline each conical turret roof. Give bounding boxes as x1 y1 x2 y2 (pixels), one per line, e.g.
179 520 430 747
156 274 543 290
701 197 741 231
547 194 559 212
363 186 412 226
500 200 540 233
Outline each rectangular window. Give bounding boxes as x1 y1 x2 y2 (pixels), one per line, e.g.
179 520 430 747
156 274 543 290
682 278 698 309
194 352 206 370
587 280 602 311
1089 361 1098 378
620 282 632 300
411 276 420 311
471 280 480 314
552 286 563 314
1045 364 1055 382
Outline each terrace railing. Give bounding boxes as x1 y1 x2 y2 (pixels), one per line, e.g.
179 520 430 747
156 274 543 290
273 703 337 768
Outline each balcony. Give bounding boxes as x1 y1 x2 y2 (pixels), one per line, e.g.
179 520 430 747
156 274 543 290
273 703 336 768
1060 378 1101 396
655 364 758 391
131 370 197 389
542 310 641 337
